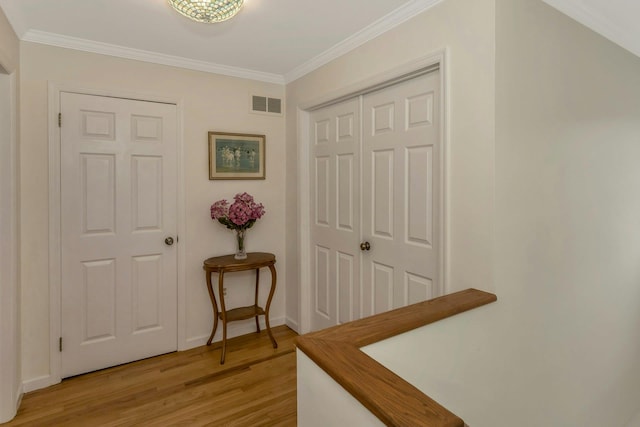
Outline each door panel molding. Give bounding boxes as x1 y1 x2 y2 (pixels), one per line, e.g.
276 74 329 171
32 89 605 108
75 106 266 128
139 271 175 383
41 83 186 390
361 70 441 317
299 50 449 334
309 97 361 331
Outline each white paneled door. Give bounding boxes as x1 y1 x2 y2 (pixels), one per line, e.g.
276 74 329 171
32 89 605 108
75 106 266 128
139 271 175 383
309 70 441 330
310 98 361 330
60 93 178 378
361 71 441 316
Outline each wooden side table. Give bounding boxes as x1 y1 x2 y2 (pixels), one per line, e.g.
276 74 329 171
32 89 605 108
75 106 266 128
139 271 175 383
203 252 278 364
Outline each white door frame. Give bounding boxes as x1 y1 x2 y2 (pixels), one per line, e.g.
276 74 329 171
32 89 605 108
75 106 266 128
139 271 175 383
297 50 450 334
46 83 187 388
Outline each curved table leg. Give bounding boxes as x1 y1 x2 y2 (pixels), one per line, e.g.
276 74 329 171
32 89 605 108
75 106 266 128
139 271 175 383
205 271 219 346
265 264 278 349
218 271 228 364
254 268 261 333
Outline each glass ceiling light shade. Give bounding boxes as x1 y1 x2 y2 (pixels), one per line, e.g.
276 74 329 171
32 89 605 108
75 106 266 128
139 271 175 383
168 0 244 23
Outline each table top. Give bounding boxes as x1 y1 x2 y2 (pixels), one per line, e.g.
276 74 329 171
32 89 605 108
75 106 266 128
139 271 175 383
203 252 276 272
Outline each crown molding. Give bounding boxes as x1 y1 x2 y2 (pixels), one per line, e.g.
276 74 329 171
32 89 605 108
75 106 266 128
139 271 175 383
21 30 285 85
284 0 444 84
542 0 640 59
19 0 448 86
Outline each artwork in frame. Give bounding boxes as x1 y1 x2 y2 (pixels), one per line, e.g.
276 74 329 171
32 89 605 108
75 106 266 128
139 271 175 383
208 132 266 180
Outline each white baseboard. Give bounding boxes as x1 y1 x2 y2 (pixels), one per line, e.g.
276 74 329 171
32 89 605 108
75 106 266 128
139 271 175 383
285 317 300 334
0 387 19 424
22 374 58 394
14 383 22 416
183 334 210 350
23 317 288 393
183 316 286 351
0 381 22 423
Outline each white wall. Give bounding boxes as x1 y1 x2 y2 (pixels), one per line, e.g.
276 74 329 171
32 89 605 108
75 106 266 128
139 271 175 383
628 410 640 427
19 42 286 386
365 1 640 425
285 0 496 329
495 0 640 423
0 5 21 422
297 0 640 425
297 351 384 427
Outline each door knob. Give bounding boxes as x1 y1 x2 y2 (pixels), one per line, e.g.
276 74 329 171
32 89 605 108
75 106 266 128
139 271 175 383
360 241 371 251
165 237 174 246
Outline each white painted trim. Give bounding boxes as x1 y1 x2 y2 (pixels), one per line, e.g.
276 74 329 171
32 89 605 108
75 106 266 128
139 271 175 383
298 55 443 111
284 0 445 84
175 101 189 351
285 317 299 334
22 30 284 85
10 70 20 415
14 385 22 416
297 51 450 331
183 316 287 350
297 107 312 334
22 375 53 394
542 0 640 59
0 69 20 424
44 83 187 390
17 0 447 87
439 48 451 296
47 84 62 389
357 95 365 317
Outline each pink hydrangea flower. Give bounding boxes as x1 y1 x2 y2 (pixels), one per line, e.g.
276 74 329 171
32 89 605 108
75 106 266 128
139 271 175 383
210 193 265 230
210 199 229 220
234 192 254 204
229 201 251 226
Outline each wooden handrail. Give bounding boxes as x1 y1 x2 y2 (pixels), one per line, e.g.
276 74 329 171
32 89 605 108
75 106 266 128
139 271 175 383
296 288 497 427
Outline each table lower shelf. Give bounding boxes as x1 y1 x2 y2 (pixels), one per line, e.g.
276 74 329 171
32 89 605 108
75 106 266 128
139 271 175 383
219 305 266 322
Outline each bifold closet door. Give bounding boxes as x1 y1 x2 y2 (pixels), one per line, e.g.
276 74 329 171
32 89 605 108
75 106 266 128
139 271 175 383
308 68 442 329
361 70 441 316
309 97 361 330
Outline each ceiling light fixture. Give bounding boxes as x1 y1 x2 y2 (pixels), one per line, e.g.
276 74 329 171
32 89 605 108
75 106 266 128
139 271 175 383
168 0 244 23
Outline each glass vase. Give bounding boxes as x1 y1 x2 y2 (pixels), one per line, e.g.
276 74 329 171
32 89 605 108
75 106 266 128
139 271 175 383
234 229 247 260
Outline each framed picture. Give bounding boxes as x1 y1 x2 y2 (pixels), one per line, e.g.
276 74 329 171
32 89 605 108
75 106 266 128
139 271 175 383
208 132 266 180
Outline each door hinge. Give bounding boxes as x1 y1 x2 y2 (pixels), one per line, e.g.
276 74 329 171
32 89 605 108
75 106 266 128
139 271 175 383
59 337 63 352
58 113 62 127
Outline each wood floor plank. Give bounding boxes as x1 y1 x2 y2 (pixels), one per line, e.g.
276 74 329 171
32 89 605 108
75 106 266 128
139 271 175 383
7 326 298 427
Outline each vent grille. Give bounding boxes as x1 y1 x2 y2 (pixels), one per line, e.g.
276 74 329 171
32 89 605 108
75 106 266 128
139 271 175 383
252 96 267 112
267 98 281 114
252 95 282 115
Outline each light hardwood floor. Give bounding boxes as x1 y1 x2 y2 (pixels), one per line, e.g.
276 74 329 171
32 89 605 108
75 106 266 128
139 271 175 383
7 326 298 427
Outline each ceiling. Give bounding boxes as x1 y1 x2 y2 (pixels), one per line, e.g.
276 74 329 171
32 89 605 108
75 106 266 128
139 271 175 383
0 0 637 84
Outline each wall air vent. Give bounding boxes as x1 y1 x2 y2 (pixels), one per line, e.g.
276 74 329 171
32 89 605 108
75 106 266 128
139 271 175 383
251 95 282 115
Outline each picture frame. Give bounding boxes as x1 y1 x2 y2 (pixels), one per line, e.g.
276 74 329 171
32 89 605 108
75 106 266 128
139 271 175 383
208 132 266 180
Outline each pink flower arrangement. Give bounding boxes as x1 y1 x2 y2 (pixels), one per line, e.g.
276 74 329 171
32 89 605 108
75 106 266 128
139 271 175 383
210 192 265 231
